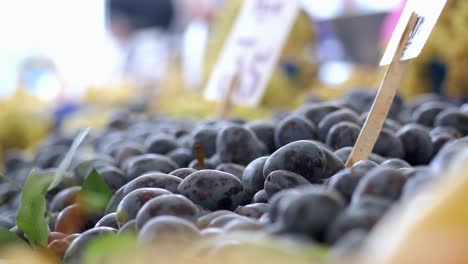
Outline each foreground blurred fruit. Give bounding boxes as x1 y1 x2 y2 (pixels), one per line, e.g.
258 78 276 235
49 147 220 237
359 148 468 264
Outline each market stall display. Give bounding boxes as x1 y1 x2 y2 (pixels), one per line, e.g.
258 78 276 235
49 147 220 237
0 0 467 263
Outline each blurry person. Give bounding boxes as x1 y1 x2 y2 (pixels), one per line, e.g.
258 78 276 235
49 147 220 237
107 0 176 45
106 0 177 90
105 0 213 99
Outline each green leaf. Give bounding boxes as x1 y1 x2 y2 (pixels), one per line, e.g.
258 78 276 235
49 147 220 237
79 169 112 213
82 233 142 264
48 128 91 191
16 170 54 248
0 173 22 191
0 227 28 250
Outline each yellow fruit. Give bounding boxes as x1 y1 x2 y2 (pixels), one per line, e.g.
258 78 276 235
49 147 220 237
0 88 51 166
359 149 468 264
402 0 468 99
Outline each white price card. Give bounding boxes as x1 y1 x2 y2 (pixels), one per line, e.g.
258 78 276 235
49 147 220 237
380 0 447 66
204 0 300 106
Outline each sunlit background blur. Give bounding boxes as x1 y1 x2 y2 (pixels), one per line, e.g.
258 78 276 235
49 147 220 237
0 0 403 101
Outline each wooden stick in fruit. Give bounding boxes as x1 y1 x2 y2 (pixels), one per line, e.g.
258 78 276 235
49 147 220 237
219 73 240 120
345 13 419 167
194 143 206 169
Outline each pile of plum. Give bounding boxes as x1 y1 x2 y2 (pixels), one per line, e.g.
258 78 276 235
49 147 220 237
1 90 468 263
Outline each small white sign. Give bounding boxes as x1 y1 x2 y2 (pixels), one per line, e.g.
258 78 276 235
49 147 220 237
204 0 300 106
380 0 447 66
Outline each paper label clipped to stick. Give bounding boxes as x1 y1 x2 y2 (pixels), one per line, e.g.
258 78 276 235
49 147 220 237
204 0 300 106
380 0 447 66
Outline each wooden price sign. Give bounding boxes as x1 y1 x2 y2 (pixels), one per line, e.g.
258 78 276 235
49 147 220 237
346 0 447 167
204 0 300 118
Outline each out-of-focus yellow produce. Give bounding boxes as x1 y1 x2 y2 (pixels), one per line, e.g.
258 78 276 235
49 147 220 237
402 0 468 99
0 89 51 165
359 148 468 264
61 107 114 133
0 246 58 264
155 63 271 120
83 80 137 107
62 80 140 132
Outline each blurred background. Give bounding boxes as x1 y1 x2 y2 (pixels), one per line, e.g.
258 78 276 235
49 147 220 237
1 0 467 160
0 0 403 100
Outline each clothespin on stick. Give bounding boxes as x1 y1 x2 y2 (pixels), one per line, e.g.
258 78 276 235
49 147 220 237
219 73 241 121
345 13 420 167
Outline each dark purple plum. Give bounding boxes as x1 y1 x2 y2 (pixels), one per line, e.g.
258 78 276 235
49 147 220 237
215 163 245 180
169 168 197 179
95 166 126 193
328 167 367 202
326 121 361 150
349 196 393 217
116 188 171 224
351 160 378 172
322 146 346 179
334 147 385 165
264 170 311 198
106 172 180 213
177 170 244 211
123 154 179 181
381 159 411 169
113 143 145 167
396 124 433 165
252 189 268 203
274 115 317 148
216 125 267 166
412 101 451 127
196 210 234 229
144 134 179 155
352 167 406 202
95 213 119 229
275 187 346 239
242 157 268 197
135 194 198 230
224 219 265 232
430 126 462 138
234 203 269 219
190 126 218 158
295 103 341 125
435 109 468 136
207 214 249 228
372 128 405 159
50 186 81 213
167 148 194 168
73 156 114 182
431 133 455 157
326 208 380 244
188 159 216 170
263 141 328 182
318 109 361 141
245 121 276 154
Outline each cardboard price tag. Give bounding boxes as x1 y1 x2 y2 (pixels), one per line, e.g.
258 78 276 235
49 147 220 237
346 0 447 167
204 0 300 106
380 0 447 66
